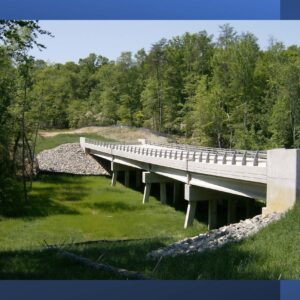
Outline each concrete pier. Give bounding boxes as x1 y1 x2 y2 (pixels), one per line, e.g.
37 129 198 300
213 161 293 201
208 199 218 230
227 199 237 224
111 171 118 187
142 172 172 204
184 202 197 228
143 183 151 204
160 182 167 204
124 171 130 187
135 170 142 189
173 181 181 204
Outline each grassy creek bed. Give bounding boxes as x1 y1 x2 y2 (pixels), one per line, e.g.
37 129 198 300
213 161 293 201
1 132 299 279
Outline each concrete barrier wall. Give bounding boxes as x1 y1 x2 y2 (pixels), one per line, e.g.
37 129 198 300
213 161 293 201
263 149 300 215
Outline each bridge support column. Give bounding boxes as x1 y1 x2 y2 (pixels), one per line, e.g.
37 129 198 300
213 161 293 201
208 199 218 230
227 199 237 224
124 171 130 187
111 171 118 187
264 149 300 215
184 201 197 228
142 172 172 204
184 184 208 228
111 162 135 188
143 183 151 204
246 199 254 218
135 170 142 189
173 181 181 204
160 183 167 204
184 186 229 229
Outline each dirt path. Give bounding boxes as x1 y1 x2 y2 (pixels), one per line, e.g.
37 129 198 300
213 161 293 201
39 126 170 144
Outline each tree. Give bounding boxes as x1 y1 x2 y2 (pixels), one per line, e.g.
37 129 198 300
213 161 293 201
0 21 51 203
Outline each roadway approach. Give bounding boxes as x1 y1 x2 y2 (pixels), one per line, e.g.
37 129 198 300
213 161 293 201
80 137 300 229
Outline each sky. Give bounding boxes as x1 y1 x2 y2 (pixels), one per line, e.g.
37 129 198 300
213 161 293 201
30 21 300 64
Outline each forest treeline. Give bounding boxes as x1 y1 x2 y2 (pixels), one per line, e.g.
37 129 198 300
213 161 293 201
1 21 300 201
30 25 300 150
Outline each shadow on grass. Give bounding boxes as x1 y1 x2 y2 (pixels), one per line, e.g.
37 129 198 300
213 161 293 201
79 201 147 212
155 241 284 279
0 237 284 279
0 175 90 218
0 238 167 279
0 192 79 219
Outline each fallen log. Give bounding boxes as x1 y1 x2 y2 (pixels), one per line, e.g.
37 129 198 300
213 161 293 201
45 243 152 280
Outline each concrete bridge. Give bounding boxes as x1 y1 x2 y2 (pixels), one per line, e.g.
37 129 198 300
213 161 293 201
80 137 300 229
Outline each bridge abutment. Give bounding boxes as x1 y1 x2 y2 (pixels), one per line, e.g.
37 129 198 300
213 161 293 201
264 149 300 215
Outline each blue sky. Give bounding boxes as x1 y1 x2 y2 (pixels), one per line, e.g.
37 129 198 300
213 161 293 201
30 21 300 63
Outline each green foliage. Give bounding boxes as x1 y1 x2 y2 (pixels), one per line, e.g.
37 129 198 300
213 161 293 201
6 24 297 151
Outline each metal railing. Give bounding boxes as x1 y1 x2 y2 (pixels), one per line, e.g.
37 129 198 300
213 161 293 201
83 138 267 167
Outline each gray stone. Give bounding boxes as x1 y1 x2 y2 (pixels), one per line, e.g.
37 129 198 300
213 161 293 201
36 143 109 176
147 212 282 259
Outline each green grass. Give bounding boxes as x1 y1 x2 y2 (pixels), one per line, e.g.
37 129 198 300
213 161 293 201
35 133 114 153
0 174 206 279
153 203 300 280
1 132 299 279
2 174 300 279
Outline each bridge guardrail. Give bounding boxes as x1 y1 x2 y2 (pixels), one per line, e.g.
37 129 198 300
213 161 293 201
82 137 267 167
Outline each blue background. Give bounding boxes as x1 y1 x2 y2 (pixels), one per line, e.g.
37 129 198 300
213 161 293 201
0 0 280 19
0 281 280 300
281 281 300 300
281 0 300 19
0 0 299 299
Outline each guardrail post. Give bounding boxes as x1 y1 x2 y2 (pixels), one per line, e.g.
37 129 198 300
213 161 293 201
199 151 203 162
253 151 259 166
242 151 247 165
206 153 210 163
232 151 236 165
222 152 227 164
214 153 218 164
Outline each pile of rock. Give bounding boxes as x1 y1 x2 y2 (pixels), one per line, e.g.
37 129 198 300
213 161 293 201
36 143 109 175
147 212 282 259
